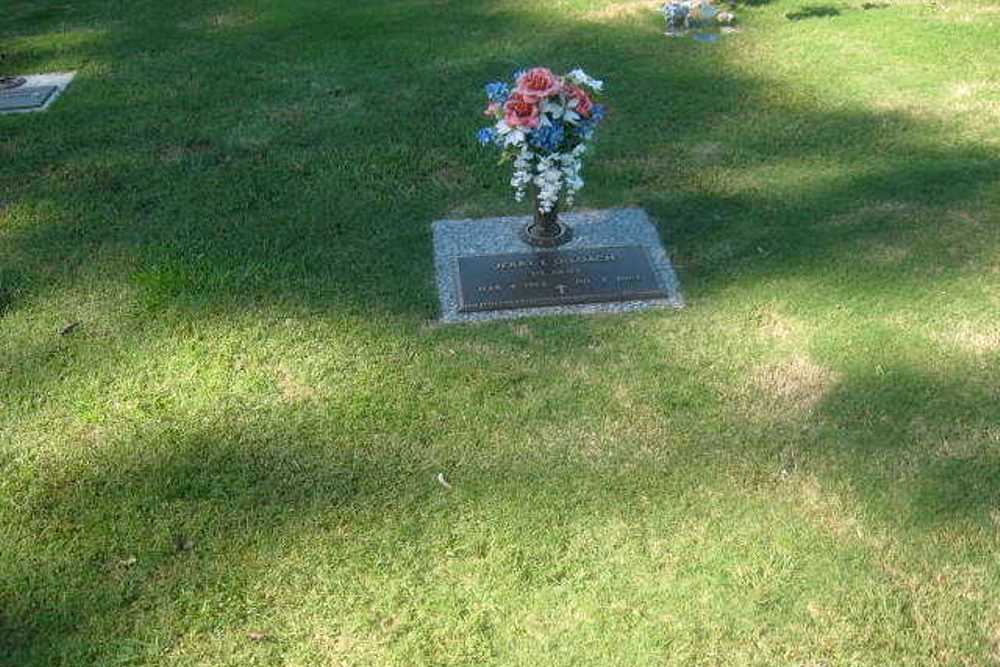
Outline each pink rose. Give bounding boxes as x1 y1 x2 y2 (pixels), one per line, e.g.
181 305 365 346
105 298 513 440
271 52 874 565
503 91 540 128
563 84 593 118
483 102 501 117
516 67 561 102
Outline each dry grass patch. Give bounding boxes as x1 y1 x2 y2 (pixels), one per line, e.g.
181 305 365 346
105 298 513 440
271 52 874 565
870 79 1000 129
990 618 1000 665
863 240 912 264
934 3 1000 23
582 0 660 21
946 80 1000 116
308 627 386 665
207 9 258 29
442 203 485 219
602 152 679 178
267 106 307 125
753 303 811 343
751 354 840 412
689 141 727 166
431 164 471 190
179 8 259 31
158 141 213 164
533 409 668 464
823 200 919 228
792 475 862 540
932 424 999 460
510 323 535 340
939 321 1000 354
275 366 318 403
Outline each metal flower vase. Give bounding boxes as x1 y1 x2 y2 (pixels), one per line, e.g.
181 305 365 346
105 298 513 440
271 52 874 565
521 191 573 248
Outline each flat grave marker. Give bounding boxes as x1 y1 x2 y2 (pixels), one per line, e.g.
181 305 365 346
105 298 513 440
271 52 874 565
0 72 76 114
456 245 667 313
433 207 684 323
0 85 59 112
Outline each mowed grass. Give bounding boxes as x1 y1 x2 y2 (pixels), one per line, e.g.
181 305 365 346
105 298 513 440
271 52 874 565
2 0 999 664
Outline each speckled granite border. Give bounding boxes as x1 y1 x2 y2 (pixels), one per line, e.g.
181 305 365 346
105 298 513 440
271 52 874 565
432 207 684 323
0 72 76 115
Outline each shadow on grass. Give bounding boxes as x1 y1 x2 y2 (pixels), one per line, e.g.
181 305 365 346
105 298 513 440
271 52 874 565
6 326 998 663
1 395 703 663
2 0 996 324
785 5 842 20
812 362 1000 528
818 349 1000 529
2 421 362 663
1 0 996 479
3 0 1000 662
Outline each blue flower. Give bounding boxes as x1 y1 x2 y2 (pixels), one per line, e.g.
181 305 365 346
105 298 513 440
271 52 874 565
529 123 565 152
484 81 510 103
476 127 497 146
573 105 606 140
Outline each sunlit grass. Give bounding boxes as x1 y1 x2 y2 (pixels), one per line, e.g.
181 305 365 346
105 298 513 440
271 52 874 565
2 0 999 664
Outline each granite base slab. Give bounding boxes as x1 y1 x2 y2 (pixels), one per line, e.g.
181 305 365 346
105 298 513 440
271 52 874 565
432 207 684 324
0 72 76 115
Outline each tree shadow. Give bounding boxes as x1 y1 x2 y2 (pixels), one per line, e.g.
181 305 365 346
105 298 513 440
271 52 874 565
2 419 362 663
6 318 998 662
2 0 995 330
3 1 1000 662
1 0 994 475
2 383 707 663
785 5 842 20
811 362 1000 529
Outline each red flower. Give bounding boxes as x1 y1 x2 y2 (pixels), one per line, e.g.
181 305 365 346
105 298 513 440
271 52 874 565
516 67 562 102
563 84 593 118
503 91 540 128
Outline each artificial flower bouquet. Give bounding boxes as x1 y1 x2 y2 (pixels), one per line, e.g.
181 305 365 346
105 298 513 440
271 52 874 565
476 67 606 215
662 0 736 36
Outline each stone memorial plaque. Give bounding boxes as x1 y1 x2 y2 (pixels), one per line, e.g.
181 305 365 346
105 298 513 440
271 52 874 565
0 85 58 112
457 245 667 313
433 208 684 323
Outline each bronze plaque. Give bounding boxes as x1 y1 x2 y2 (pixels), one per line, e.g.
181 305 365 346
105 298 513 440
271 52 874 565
456 245 666 313
0 85 58 112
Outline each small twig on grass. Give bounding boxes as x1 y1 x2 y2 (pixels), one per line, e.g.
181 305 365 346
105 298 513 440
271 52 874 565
59 321 81 336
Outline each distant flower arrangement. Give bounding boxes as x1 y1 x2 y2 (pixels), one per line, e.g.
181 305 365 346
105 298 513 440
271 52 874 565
661 0 736 40
476 67 606 214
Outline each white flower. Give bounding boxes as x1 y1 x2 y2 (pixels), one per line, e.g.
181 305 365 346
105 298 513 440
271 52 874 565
556 149 586 208
495 120 525 144
542 99 565 120
566 68 604 92
510 147 534 202
496 121 527 148
505 131 526 148
531 154 565 214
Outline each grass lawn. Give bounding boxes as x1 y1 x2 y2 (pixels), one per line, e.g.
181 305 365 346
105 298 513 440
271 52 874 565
2 0 999 664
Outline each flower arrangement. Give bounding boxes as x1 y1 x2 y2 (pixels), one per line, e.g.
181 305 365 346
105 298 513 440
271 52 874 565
661 0 736 37
476 67 606 216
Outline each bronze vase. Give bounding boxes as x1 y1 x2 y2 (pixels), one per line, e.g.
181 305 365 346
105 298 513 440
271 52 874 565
520 190 573 248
